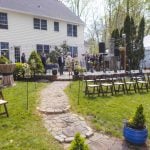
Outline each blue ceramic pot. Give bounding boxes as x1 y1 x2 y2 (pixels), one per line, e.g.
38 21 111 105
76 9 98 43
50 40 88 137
123 125 148 145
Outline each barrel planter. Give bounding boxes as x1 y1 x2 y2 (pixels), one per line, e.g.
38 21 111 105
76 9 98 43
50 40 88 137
123 125 148 145
0 64 16 86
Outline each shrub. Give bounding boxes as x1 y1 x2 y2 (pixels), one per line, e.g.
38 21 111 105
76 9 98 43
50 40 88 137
28 51 44 75
69 133 89 150
14 63 30 79
128 104 146 129
0 56 10 64
74 65 86 73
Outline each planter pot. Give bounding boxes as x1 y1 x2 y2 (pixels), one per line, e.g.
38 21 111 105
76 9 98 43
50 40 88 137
52 69 57 75
0 64 16 86
74 70 79 76
123 125 148 145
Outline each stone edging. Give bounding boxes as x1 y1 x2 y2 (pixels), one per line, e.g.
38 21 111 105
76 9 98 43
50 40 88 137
37 105 70 114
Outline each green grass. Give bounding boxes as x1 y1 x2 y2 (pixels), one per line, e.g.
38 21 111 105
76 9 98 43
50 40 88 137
0 82 63 150
65 81 150 138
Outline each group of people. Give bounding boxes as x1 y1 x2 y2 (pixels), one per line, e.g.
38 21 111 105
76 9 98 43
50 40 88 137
20 51 105 75
58 52 78 76
58 52 105 75
84 53 104 72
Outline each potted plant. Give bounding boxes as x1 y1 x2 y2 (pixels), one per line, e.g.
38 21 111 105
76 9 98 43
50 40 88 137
52 63 58 75
123 104 148 145
74 65 86 76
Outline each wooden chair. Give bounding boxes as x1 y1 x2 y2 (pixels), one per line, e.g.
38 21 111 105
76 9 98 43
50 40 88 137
0 89 9 117
99 78 114 96
113 77 126 95
123 77 137 94
136 75 149 93
142 70 150 89
84 80 99 97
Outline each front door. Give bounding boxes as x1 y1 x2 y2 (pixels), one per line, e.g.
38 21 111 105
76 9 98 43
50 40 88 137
14 47 20 62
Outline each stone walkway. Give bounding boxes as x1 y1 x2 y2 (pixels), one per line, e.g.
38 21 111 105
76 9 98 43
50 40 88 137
38 81 149 150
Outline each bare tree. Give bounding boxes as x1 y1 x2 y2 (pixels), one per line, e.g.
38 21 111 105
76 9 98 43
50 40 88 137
61 0 92 23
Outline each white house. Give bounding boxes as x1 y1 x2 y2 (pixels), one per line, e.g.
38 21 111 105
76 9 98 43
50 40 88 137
0 0 85 62
141 35 150 69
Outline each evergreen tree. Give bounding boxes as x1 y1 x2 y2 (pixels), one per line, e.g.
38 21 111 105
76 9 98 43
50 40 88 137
28 51 44 75
124 15 132 69
69 133 89 150
137 16 145 61
123 15 145 70
130 16 138 69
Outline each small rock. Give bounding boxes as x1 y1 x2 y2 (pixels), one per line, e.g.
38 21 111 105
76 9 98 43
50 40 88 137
65 137 74 143
54 135 64 143
86 131 94 138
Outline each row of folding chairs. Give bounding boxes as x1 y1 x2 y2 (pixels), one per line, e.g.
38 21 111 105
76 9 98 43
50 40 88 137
84 75 150 97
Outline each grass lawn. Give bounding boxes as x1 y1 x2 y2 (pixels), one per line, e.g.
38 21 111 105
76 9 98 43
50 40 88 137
65 81 150 138
0 82 63 150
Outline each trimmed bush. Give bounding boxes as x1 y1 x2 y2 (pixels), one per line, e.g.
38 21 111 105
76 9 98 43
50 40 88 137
128 104 146 129
28 51 44 75
0 56 10 64
69 133 89 150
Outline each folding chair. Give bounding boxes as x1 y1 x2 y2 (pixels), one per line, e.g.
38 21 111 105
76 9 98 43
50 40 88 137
113 77 125 95
99 78 114 96
84 80 99 97
135 75 149 92
123 77 137 94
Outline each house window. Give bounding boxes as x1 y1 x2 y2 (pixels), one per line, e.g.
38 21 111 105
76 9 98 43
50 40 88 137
0 12 8 29
44 45 50 54
34 18 40 29
69 46 78 58
36 44 50 54
0 42 9 59
34 18 47 30
37 44 43 54
67 24 77 37
41 19 47 30
14 47 20 62
54 22 59 31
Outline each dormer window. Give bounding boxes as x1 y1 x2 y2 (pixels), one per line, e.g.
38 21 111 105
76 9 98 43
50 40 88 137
0 12 8 29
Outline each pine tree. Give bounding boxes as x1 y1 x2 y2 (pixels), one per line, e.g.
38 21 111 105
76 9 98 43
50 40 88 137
137 16 145 62
132 104 145 129
124 15 131 69
28 51 44 75
69 133 89 150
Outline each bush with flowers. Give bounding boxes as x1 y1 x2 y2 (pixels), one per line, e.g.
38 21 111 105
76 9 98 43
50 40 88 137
14 63 30 79
74 64 86 74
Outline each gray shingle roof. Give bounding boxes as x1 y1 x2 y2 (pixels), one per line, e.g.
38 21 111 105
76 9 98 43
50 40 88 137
0 0 84 24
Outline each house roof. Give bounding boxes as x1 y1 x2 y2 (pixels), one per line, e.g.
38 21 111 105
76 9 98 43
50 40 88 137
0 0 84 25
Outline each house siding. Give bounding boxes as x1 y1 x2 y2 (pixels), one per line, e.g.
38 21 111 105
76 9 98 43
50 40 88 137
0 9 84 62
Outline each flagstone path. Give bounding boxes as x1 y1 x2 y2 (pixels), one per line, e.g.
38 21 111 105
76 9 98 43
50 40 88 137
38 81 149 150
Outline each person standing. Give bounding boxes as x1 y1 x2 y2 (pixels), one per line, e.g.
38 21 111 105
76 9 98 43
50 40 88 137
41 53 47 73
58 52 64 75
65 52 73 76
21 53 26 63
